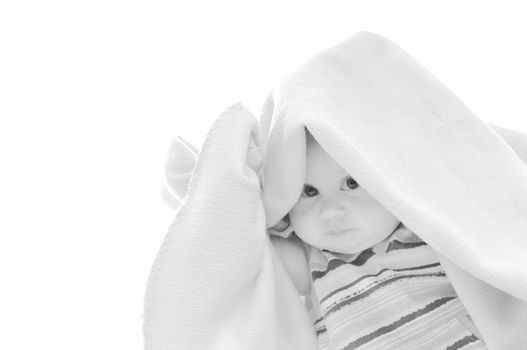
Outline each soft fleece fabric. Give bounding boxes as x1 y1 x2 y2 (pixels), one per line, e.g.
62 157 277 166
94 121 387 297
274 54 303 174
144 31 527 349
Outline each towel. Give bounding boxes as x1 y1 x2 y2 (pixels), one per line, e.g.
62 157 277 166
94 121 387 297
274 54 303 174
143 31 527 349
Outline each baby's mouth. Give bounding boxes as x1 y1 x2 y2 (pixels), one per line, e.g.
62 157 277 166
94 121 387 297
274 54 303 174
328 228 354 236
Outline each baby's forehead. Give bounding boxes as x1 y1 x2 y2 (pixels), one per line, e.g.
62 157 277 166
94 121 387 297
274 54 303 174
305 128 317 146
305 130 325 157
306 132 330 159
305 137 348 177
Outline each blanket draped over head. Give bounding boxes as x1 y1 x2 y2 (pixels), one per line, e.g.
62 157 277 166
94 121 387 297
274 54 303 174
143 31 527 350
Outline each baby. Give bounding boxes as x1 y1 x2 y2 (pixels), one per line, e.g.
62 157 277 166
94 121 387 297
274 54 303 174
270 130 487 350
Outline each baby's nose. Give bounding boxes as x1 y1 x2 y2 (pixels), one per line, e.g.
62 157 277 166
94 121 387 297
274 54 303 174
319 201 347 220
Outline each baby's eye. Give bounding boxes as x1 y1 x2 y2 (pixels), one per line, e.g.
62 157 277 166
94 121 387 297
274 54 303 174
344 176 359 190
302 184 319 197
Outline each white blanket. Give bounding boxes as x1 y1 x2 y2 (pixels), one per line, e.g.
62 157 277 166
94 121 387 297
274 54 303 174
144 31 527 349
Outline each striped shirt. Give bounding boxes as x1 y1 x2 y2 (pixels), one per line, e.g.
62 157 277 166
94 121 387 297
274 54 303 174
303 223 487 350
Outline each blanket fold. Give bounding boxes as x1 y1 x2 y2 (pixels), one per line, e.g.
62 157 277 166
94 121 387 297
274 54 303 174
144 103 317 350
145 31 527 350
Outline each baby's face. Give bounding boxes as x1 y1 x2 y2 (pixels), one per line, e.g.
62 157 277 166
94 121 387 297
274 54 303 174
288 137 400 254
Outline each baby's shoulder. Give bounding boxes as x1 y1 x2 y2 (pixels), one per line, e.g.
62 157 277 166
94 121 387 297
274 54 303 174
270 233 311 295
378 226 439 268
393 225 422 242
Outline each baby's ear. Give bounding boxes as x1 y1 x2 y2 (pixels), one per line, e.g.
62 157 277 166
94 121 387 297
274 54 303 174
160 135 199 210
267 218 295 238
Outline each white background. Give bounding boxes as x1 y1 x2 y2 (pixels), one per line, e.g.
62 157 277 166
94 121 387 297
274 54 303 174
1 1 526 349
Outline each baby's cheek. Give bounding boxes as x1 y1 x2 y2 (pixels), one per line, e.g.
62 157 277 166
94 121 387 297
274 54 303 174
289 207 313 228
290 200 311 214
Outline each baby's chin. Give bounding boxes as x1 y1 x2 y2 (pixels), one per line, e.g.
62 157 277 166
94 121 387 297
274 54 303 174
319 231 391 254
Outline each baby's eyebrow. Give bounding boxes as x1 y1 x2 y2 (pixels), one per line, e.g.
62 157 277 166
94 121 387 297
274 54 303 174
303 175 351 186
